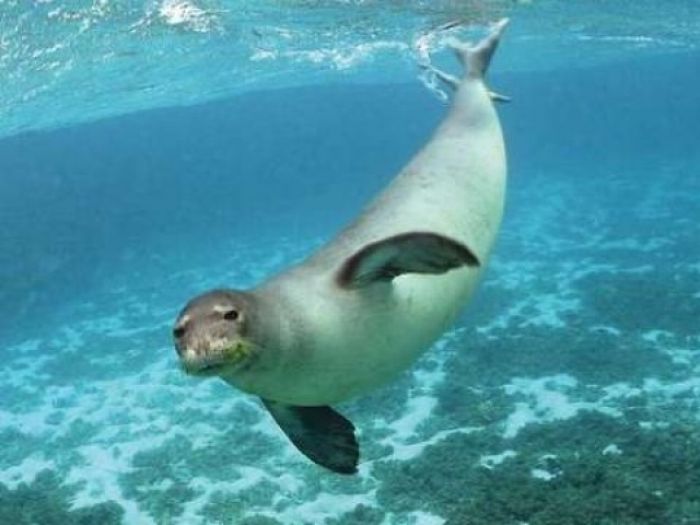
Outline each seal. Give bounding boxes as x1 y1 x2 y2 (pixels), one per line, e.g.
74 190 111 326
173 19 509 474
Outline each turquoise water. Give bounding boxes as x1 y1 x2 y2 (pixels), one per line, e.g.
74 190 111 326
1 1 700 524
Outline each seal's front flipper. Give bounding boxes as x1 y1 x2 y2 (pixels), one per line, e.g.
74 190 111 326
337 232 480 289
262 399 359 475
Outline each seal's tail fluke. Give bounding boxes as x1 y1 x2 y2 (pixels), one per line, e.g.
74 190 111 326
420 18 509 102
451 18 509 79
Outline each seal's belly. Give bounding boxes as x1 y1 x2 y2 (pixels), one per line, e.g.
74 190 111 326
268 266 480 405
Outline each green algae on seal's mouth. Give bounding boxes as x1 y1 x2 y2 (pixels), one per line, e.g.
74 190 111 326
221 341 252 365
181 341 252 376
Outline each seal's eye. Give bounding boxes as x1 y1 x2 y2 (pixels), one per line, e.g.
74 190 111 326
223 309 239 322
173 325 186 339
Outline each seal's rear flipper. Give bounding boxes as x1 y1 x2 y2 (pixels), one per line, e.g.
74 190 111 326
262 399 359 475
337 232 480 289
453 18 509 79
424 18 509 101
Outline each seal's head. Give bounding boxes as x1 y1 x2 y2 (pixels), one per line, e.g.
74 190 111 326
173 289 259 376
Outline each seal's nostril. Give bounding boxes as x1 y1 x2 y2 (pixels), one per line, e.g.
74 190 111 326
173 326 186 339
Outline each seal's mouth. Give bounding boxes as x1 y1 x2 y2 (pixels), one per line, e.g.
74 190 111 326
180 340 254 376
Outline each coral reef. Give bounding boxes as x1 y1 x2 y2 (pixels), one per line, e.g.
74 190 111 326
0 470 123 525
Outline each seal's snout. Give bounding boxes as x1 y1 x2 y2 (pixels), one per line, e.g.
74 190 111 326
172 322 188 356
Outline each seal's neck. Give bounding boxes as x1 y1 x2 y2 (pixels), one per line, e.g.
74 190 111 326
246 289 296 369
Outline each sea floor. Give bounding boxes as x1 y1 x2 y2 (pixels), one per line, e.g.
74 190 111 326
1 158 699 525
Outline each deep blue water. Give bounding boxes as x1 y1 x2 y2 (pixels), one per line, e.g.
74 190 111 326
1 34 700 525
